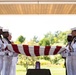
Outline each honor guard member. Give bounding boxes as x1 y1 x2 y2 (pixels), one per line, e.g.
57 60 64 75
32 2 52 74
7 32 18 75
66 34 72 75
0 26 6 75
2 29 13 75
66 27 76 75
60 34 73 75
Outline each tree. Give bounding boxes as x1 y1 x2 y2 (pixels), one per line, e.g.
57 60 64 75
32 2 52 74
15 35 25 44
17 35 25 43
44 32 55 45
32 36 39 43
39 38 50 46
28 36 39 45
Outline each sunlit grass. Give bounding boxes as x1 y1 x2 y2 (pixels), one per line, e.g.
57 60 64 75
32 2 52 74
16 65 66 75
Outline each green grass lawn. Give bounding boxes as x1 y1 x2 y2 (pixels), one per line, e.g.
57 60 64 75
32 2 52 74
16 65 66 75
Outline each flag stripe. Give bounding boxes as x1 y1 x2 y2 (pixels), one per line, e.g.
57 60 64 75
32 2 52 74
23 45 31 56
12 44 20 54
34 46 40 56
44 46 51 55
57 46 65 54
53 46 62 55
29 46 35 56
39 46 45 56
17 44 25 55
49 46 56 55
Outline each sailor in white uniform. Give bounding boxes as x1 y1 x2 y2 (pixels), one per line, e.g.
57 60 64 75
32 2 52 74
0 27 6 75
60 34 73 75
8 33 18 75
66 27 76 75
2 29 13 75
10 53 18 75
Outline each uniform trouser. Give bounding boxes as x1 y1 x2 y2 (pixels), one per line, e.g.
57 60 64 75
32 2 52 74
0 56 3 75
10 56 18 75
66 55 76 75
62 57 67 75
2 56 12 75
64 58 67 75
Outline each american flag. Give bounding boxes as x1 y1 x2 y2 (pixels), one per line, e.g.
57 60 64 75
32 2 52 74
7 44 65 56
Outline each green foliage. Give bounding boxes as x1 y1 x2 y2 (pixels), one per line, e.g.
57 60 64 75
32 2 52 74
43 56 50 60
39 38 50 46
18 54 26 66
32 36 39 43
44 32 54 45
50 54 62 65
28 36 39 45
15 35 25 44
18 35 25 43
38 60 51 65
39 30 71 46
14 41 21 44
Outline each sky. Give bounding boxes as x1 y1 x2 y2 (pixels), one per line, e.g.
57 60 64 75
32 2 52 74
0 15 76 41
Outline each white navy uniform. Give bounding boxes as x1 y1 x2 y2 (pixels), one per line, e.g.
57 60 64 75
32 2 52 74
2 38 18 75
65 27 76 75
64 40 76 75
2 38 13 75
10 53 18 75
0 38 6 75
